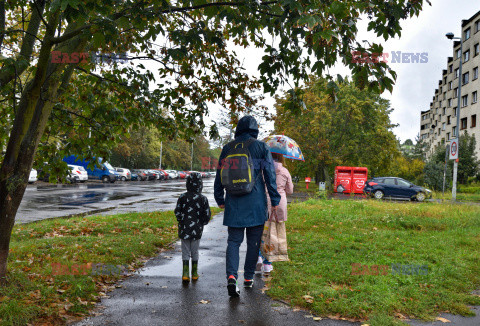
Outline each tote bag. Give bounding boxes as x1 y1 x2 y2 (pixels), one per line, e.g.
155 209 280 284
261 212 289 262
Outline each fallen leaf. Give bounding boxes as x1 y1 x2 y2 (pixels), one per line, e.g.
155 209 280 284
435 317 451 323
199 299 211 304
302 295 314 303
313 317 322 321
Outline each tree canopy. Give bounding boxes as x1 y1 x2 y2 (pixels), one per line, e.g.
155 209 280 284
274 76 399 185
0 0 428 281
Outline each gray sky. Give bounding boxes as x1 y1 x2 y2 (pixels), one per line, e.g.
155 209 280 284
226 1 480 143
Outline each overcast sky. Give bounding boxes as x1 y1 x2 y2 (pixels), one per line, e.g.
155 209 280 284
216 1 480 143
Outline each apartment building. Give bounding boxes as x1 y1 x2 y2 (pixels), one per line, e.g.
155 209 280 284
420 10 480 159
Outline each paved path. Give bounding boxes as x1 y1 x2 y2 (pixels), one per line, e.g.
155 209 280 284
74 213 359 326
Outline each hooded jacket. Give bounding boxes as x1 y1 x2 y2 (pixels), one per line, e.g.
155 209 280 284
214 116 281 227
175 172 211 240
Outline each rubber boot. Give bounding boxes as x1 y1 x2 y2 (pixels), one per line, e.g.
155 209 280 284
182 260 190 282
192 261 199 281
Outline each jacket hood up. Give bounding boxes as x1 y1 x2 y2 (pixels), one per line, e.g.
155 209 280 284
234 115 259 139
186 172 203 193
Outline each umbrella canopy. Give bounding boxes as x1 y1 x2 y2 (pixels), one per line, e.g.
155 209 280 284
264 135 304 161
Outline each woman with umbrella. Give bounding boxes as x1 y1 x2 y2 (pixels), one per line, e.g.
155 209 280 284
258 135 303 273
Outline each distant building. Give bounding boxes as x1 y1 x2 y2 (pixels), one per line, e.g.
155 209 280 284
420 10 480 159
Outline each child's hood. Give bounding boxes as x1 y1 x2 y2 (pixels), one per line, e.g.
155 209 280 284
186 172 203 193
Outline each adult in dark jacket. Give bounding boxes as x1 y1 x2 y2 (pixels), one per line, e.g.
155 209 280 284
214 115 281 297
175 172 211 282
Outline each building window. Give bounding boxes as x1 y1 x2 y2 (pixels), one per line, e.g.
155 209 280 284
473 91 478 104
443 93 446 100
447 132 450 140
442 122 446 130
447 115 451 125
454 107 458 117
456 48 462 60
461 117 467 130
453 126 457 137
472 115 477 128
449 64 453 73
443 107 446 115
454 88 458 98
464 50 470 62
474 67 479 80
463 72 469 85
475 43 480 56
455 68 459 78
476 20 480 33
462 95 468 107
444 77 447 84
465 28 471 40
448 81 453 90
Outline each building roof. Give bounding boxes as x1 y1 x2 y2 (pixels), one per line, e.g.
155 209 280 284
462 10 480 27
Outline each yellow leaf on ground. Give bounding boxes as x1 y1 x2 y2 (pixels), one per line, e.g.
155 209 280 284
435 317 451 323
302 295 314 303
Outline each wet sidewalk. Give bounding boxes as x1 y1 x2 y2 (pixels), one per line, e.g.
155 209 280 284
74 213 358 326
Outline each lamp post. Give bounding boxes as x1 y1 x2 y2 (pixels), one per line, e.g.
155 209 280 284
446 32 463 201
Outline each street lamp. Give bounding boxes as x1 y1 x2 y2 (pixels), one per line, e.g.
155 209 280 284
445 32 463 201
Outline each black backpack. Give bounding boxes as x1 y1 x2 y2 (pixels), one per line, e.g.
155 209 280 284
221 138 256 196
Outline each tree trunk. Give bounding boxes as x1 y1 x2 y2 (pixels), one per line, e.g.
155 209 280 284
0 14 87 282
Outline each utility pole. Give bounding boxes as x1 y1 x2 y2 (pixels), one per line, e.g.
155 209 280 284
446 32 464 201
190 142 194 171
159 141 163 169
442 144 450 196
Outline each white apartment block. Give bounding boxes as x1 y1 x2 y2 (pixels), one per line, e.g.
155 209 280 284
420 10 480 159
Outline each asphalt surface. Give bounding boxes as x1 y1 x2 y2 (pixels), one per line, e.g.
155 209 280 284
74 212 359 326
17 179 216 224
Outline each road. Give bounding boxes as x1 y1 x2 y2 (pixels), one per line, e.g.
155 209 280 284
16 179 216 224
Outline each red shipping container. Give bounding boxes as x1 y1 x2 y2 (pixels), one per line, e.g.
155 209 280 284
334 166 368 194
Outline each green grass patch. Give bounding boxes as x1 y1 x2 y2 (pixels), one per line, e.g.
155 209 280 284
432 191 480 202
0 208 221 325
266 199 480 325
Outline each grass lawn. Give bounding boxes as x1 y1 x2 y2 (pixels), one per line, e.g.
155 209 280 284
432 191 480 202
0 208 220 326
266 199 480 325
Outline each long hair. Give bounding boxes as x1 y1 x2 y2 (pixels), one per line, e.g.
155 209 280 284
271 152 285 164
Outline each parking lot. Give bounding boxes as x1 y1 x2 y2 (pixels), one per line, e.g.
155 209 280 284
17 178 215 224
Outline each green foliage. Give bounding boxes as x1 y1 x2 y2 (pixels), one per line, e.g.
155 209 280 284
109 128 213 170
274 76 399 184
424 132 479 188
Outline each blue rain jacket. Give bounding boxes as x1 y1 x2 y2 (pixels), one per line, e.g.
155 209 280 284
214 116 281 227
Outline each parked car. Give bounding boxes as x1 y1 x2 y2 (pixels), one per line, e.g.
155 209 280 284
28 169 37 184
363 177 432 202
63 155 118 183
166 170 179 179
115 167 131 181
131 169 147 181
147 170 162 180
68 165 88 182
208 172 216 177
177 171 186 179
153 169 169 180
131 173 139 181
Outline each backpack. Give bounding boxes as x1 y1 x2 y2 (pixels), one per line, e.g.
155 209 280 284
221 138 256 196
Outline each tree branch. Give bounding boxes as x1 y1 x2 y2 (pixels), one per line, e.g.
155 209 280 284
159 1 278 14
51 24 91 44
0 0 5 53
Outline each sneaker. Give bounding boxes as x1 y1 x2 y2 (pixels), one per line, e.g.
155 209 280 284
255 256 263 274
227 276 240 297
262 263 273 274
244 279 254 288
